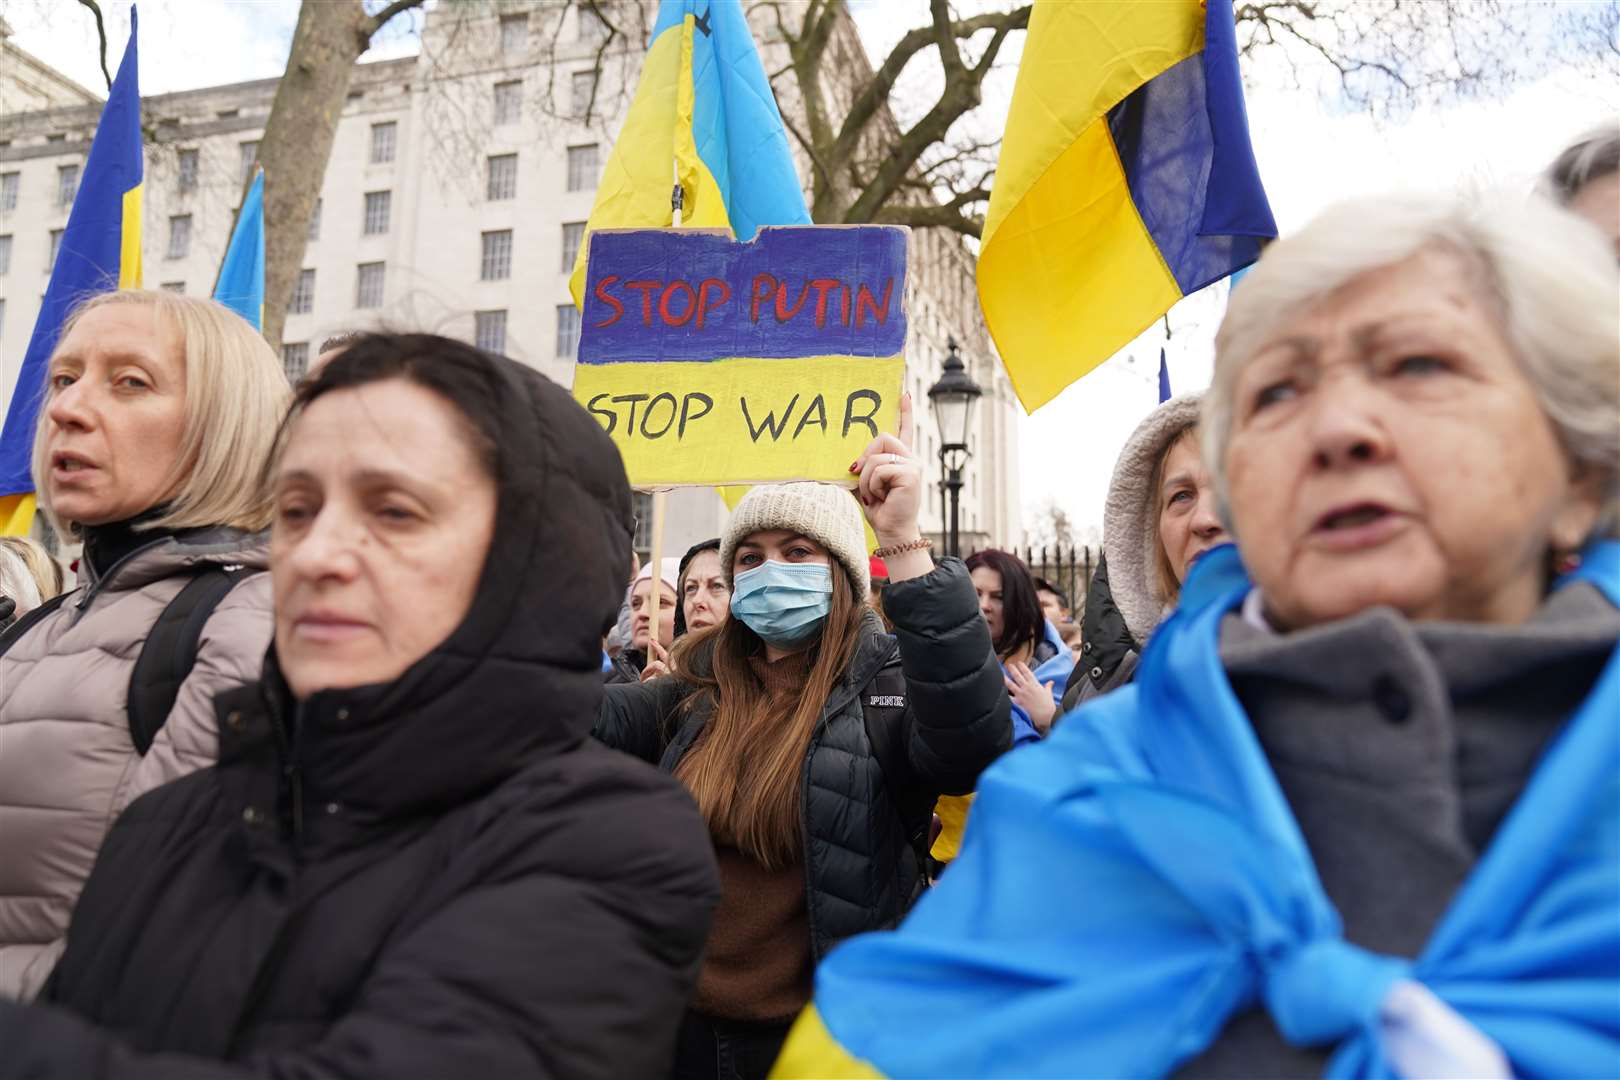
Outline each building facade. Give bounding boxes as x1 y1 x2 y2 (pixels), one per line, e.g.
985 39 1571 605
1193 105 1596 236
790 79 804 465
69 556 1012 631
0 2 1020 556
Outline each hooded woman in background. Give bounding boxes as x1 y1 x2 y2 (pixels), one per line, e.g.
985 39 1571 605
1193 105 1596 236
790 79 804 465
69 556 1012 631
1061 392 1228 712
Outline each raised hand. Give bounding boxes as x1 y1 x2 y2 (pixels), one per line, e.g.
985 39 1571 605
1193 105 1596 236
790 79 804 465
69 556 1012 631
1005 661 1057 736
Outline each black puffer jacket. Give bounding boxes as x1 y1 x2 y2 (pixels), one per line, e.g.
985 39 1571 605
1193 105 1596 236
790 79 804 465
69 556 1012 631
597 558 1010 959
1061 553 1138 715
0 348 721 1079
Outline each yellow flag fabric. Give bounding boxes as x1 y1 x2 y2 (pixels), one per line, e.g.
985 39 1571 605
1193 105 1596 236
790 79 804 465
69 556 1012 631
769 1005 886 1079
0 494 36 537
568 1 810 307
979 0 1276 411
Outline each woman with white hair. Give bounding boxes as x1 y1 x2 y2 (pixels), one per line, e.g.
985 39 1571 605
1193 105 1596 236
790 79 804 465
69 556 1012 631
1543 121 1619 253
0 290 288 1001
773 190 1619 1078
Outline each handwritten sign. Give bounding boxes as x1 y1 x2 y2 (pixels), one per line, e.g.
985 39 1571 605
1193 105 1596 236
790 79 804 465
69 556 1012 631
573 225 908 487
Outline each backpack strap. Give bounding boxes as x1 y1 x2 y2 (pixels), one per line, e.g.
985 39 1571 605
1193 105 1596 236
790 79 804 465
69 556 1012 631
126 566 251 756
0 590 74 660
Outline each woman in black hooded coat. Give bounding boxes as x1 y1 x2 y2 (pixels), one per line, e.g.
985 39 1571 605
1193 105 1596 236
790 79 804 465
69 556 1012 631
0 334 721 1079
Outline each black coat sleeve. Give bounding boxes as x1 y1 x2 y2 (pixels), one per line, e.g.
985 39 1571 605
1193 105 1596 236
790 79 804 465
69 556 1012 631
880 557 1012 795
0 751 721 1080
594 676 690 763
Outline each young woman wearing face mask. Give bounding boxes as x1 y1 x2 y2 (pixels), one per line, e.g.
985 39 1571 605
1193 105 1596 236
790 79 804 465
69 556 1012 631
596 398 1012 1080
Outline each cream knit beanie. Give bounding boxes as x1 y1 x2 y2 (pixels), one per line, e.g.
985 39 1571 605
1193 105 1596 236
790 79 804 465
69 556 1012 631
721 482 870 597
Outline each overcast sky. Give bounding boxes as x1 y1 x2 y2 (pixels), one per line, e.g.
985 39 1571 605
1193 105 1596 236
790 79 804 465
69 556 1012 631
7 1 1617 537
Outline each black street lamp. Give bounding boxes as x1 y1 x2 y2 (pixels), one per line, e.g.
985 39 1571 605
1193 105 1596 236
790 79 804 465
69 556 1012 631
927 336 983 558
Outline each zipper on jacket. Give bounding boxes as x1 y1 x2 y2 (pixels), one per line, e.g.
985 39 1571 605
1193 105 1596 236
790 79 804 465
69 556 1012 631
286 702 306 849
73 536 175 612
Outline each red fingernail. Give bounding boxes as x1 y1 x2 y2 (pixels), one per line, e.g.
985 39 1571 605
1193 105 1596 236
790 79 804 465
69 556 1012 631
849 460 859 473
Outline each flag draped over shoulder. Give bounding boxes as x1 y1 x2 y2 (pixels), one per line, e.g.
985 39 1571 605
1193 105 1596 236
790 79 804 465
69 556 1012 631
214 169 265 330
0 9 143 535
978 0 1276 413
567 0 809 308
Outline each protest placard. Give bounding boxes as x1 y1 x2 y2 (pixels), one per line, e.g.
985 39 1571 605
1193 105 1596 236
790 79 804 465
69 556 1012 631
572 225 909 488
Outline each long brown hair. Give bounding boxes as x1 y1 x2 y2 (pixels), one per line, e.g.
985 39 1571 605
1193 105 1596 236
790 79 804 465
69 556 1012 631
671 560 864 869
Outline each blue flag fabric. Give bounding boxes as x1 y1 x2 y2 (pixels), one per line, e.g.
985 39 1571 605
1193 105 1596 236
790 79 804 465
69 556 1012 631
214 170 265 330
1157 347 1172 403
0 7 143 507
796 541 1620 1077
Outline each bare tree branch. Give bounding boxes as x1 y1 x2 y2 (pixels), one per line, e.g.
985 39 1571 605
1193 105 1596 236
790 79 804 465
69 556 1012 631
75 0 113 91
362 0 426 39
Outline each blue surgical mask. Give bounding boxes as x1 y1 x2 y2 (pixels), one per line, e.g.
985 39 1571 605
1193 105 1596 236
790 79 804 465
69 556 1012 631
730 560 833 647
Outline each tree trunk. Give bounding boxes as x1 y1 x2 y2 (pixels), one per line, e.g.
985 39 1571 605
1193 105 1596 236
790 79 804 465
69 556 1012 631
258 0 373 349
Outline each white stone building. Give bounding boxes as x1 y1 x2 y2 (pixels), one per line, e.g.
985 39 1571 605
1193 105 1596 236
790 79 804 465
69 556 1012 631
0 3 1021 556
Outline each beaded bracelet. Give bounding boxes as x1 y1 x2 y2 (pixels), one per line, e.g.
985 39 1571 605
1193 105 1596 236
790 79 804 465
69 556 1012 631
872 536 933 559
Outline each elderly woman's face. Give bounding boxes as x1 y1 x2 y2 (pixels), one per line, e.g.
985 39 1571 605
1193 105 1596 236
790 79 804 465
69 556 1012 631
1224 248 1601 629
1157 434 1227 587
43 304 189 526
271 378 497 700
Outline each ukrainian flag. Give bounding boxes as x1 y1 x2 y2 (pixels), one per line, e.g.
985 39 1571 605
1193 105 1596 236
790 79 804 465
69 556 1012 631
567 0 809 309
0 9 143 535
978 0 1275 412
214 168 265 330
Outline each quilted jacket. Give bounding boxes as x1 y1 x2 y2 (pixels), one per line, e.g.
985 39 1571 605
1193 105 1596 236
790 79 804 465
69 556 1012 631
596 557 1011 960
0 527 271 1000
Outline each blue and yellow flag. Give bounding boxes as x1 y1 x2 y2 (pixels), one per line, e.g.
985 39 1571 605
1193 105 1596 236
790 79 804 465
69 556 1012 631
567 0 809 308
978 0 1275 412
214 168 265 330
0 8 143 535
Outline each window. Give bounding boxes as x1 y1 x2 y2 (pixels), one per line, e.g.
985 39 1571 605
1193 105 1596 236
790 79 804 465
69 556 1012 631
308 197 322 241
47 133 66 144
566 144 599 192
486 154 517 201
1 172 19 212
48 229 63 271
166 215 192 260
355 262 385 308
363 190 391 235
0 234 10 275
500 12 528 53
238 140 259 183
282 342 309 381
560 221 585 271
160 281 185 293
289 268 315 314
370 122 396 164
577 5 610 43
480 230 513 281
493 80 522 126
57 164 80 207
556 304 580 359
177 148 199 193
475 309 508 353
631 491 652 553
570 70 597 117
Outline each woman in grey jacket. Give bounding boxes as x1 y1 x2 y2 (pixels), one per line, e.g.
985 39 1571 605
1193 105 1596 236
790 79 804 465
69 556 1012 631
0 290 288 1000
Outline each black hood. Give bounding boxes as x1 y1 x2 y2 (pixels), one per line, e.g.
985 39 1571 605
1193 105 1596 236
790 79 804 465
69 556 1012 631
268 351 633 816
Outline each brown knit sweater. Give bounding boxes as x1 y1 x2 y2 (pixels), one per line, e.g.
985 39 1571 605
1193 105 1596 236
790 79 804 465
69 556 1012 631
690 650 814 1022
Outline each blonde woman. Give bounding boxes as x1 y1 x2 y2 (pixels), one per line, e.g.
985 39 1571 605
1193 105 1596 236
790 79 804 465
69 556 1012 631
0 290 289 1001
0 537 64 615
